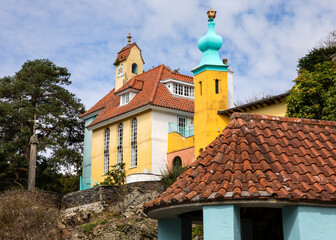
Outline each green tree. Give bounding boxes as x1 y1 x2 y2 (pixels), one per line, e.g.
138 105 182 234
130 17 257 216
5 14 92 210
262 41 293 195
297 46 336 72
286 61 336 120
0 59 85 192
100 163 126 186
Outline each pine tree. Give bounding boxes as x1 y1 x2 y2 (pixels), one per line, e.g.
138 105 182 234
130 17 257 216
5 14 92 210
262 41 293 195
0 59 85 191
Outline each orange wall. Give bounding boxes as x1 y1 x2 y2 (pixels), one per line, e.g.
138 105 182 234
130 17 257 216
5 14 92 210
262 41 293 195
167 147 194 170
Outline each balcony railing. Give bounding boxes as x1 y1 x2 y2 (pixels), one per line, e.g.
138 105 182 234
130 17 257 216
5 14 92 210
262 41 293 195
80 176 98 190
168 122 194 138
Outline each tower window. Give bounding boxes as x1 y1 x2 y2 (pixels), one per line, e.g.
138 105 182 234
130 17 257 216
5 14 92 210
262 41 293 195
199 81 202 96
131 118 137 167
117 123 123 164
103 128 110 174
215 79 219 94
132 63 138 74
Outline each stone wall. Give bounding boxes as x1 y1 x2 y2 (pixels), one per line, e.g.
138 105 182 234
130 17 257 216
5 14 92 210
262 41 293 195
0 181 163 211
61 181 163 210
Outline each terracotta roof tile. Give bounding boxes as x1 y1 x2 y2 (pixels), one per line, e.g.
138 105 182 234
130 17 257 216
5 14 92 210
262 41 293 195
83 65 194 128
115 43 136 62
79 89 116 118
144 113 336 214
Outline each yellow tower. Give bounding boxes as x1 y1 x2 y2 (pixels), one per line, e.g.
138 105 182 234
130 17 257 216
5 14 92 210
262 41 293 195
192 9 232 157
114 33 145 91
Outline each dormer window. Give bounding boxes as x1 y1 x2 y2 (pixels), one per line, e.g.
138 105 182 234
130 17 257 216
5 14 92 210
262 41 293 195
119 91 137 106
161 78 194 99
121 93 130 105
173 83 194 98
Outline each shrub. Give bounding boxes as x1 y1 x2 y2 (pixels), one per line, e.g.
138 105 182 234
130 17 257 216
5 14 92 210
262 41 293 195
161 165 188 190
100 162 126 186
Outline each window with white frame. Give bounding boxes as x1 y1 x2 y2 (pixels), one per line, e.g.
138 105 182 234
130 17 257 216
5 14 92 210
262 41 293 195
117 123 123 164
172 83 194 98
131 118 137 167
103 128 110 174
121 93 130 105
178 116 186 136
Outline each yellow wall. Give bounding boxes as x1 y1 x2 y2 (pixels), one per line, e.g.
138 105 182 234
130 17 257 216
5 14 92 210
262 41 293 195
245 101 286 116
194 70 230 157
167 132 194 153
115 46 144 91
91 110 152 184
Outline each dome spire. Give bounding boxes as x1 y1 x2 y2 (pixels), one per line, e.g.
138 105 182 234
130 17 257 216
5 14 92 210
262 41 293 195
192 9 228 74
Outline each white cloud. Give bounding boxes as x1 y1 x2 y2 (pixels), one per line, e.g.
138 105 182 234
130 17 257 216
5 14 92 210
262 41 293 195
0 0 335 108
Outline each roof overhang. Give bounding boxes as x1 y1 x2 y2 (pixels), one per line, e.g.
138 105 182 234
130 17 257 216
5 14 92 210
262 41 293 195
160 78 194 87
79 109 102 121
218 92 289 116
147 198 336 220
114 88 140 96
87 104 194 131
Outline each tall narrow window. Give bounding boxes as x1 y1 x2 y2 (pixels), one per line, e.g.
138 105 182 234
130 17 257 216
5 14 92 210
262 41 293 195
103 128 110 174
132 63 138 74
178 116 186 137
131 118 137 167
215 79 219 94
117 123 123 164
199 81 202 96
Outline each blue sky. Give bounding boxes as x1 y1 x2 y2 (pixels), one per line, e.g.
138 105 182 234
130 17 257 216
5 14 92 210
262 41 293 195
1 0 335 109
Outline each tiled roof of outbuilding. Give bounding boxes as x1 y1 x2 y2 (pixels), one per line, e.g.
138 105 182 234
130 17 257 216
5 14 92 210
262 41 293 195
81 65 194 128
144 113 336 214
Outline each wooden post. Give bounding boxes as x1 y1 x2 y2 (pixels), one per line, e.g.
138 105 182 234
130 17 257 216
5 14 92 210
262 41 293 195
28 115 38 191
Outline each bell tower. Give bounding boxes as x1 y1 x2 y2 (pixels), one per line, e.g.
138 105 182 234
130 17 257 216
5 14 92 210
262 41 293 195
114 33 145 91
192 9 233 157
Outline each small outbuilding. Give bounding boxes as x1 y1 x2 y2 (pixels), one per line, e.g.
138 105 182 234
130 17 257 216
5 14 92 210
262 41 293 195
144 113 336 240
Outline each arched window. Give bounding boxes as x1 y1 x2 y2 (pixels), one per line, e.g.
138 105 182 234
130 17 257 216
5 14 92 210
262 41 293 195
117 123 123 164
172 156 182 168
131 118 137 167
132 63 138 74
103 128 110 174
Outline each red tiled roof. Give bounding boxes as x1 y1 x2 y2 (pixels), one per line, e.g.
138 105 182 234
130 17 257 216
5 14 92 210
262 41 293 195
84 65 194 128
114 77 144 94
144 113 336 214
79 89 115 118
115 43 136 62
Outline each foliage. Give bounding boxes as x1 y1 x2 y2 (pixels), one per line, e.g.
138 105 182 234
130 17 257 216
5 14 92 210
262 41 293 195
160 165 188 190
100 163 126 186
192 225 203 238
297 46 336 72
0 191 61 239
286 61 336 121
0 59 85 192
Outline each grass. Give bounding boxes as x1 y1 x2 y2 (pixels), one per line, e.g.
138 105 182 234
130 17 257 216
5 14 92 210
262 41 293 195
0 191 61 240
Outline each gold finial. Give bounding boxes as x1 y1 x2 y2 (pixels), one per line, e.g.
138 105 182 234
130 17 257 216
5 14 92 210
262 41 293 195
127 32 132 45
207 9 216 19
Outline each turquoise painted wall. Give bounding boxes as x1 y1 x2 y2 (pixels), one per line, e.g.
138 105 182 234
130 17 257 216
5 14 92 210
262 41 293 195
203 205 241 240
283 206 336 240
158 218 191 240
81 117 95 189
